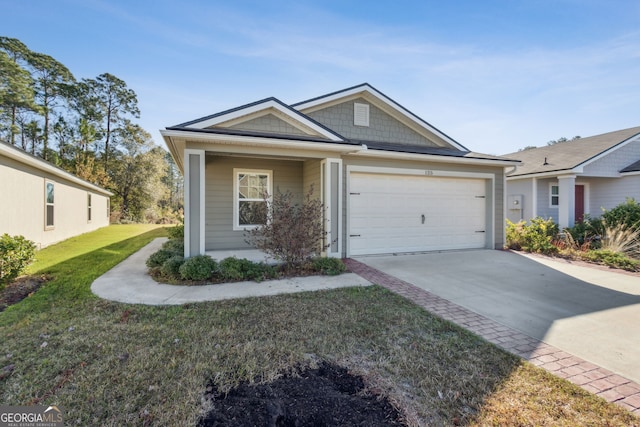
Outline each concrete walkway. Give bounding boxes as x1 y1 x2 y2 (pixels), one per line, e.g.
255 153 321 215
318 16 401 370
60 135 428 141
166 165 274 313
346 253 640 415
91 238 371 305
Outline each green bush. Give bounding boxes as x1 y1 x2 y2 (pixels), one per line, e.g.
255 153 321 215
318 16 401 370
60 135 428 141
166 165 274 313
564 215 603 247
580 250 639 272
506 217 559 254
601 198 640 231
0 234 37 288
218 257 277 282
166 224 184 240
179 255 217 281
311 257 346 276
161 239 184 256
146 249 174 268
160 255 185 278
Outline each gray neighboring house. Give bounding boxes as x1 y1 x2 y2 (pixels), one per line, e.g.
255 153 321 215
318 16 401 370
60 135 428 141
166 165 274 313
161 83 519 258
503 126 640 228
0 142 112 248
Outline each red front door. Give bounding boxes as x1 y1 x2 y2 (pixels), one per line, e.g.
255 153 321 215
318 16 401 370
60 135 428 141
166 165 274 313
575 185 585 223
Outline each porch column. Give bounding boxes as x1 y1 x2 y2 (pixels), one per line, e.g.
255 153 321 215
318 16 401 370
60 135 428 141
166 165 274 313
184 149 205 257
322 158 343 257
558 175 576 229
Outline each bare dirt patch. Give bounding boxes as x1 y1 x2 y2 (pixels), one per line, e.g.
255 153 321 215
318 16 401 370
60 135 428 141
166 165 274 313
198 361 407 427
0 275 48 312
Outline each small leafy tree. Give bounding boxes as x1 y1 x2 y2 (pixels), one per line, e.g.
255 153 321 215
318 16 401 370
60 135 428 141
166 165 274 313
0 234 36 289
246 187 326 271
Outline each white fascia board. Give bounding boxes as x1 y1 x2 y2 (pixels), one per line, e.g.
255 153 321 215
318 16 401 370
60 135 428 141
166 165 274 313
348 147 519 167
0 143 113 196
506 168 582 180
184 100 343 142
294 84 467 151
160 129 361 154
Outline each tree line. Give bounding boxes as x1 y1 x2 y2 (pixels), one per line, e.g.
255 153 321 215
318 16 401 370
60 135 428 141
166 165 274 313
0 36 182 223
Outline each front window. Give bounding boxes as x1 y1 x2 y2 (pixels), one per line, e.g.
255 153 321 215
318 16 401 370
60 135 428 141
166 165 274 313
45 181 55 228
234 169 271 229
550 184 559 207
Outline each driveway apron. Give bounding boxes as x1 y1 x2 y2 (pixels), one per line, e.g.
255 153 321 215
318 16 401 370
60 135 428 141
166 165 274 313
350 250 640 413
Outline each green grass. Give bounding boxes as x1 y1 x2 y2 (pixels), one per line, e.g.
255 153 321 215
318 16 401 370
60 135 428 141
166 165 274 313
0 225 637 426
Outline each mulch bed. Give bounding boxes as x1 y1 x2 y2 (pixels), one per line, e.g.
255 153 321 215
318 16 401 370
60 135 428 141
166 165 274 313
0 275 48 312
198 361 407 427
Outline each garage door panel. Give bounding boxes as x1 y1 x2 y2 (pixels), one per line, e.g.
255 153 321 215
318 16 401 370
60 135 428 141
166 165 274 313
349 172 488 255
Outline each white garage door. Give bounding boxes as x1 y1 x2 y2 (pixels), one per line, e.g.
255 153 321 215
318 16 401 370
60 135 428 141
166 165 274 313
349 172 488 255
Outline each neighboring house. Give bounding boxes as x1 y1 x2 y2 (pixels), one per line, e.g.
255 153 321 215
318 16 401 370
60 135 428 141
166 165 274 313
161 83 519 258
0 142 112 248
503 126 640 229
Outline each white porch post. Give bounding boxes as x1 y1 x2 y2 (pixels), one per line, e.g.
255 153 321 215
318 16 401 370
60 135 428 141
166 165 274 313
558 175 576 229
184 149 205 257
322 158 343 257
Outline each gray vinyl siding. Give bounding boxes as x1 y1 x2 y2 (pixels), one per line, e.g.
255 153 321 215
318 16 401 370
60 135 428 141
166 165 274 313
302 159 322 199
505 178 534 223
306 97 439 147
227 113 309 137
582 139 640 177
536 178 559 223
588 176 640 215
205 155 304 250
342 157 506 252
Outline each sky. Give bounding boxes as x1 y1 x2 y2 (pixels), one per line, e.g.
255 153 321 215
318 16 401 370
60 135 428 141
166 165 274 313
3 0 640 155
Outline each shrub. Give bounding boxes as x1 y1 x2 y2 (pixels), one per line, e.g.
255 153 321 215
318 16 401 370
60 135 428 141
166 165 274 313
179 255 217 281
564 215 603 247
162 239 184 256
167 224 184 240
246 187 326 271
146 249 174 268
0 234 37 289
218 257 277 282
580 249 639 272
311 257 346 276
506 217 559 254
160 255 185 278
601 198 640 231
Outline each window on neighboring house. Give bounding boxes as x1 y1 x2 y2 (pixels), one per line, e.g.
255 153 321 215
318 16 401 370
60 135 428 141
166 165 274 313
87 193 92 222
550 184 559 207
45 181 55 228
234 169 271 229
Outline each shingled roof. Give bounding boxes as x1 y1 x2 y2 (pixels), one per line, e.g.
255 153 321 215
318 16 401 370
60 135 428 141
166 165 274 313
502 126 640 177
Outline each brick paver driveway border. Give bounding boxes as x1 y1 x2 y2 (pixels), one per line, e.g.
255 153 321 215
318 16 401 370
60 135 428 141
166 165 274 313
345 258 640 415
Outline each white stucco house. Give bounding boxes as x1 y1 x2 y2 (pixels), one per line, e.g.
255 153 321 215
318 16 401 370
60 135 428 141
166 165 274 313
0 142 112 248
503 126 640 228
161 83 519 258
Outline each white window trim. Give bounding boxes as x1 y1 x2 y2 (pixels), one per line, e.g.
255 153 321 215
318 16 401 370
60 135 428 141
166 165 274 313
233 168 272 231
549 183 559 208
44 180 55 230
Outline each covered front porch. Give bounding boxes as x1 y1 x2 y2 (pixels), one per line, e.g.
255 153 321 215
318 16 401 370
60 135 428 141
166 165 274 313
172 136 353 259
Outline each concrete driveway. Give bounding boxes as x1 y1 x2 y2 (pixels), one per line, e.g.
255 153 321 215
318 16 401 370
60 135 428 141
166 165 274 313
356 250 640 384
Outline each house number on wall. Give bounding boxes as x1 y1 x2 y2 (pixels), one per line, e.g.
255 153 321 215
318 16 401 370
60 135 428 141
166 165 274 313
424 170 434 176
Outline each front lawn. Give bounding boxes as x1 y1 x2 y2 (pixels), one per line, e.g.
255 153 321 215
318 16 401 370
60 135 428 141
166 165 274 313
0 225 636 425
